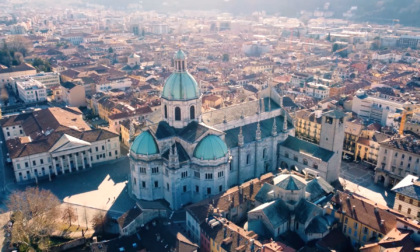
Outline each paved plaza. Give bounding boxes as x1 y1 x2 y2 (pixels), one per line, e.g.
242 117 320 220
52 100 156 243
340 160 395 208
5 155 135 215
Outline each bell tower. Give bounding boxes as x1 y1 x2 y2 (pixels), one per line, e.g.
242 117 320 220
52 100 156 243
320 110 346 182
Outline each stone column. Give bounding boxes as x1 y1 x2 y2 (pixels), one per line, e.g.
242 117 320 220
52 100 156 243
74 153 79 171
81 152 86 169
67 155 72 173
52 158 58 176
60 156 65 174
384 176 390 187
87 151 92 168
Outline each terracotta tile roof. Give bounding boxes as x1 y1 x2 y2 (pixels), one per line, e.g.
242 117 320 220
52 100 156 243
7 128 118 159
0 63 35 74
331 191 399 235
201 217 263 252
186 173 274 224
360 228 417 252
117 206 142 229
2 107 89 141
108 106 153 120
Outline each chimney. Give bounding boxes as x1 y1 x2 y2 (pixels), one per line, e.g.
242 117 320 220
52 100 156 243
381 220 385 225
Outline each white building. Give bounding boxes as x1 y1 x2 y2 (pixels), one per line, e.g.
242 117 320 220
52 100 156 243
96 78 132 93
304 83 330 99
1 107 120 182
13 72 61 92
0 63 37 88
16 79 47 103
352 90 404 126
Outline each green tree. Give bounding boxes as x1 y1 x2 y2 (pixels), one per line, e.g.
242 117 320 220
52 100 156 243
32 58 51 72
326 32 331 41
108 47 113 53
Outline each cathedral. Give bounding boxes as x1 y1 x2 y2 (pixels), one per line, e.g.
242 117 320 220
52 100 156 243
129 50 344 210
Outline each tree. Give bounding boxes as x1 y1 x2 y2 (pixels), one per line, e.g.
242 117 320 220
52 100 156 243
222 53 229 62
108 47 113 53
91 211 108 235
32 57 51 72
8 187 61 250
6 35 32 56
332 43 339 52
326 32 331 41
61 205 77 227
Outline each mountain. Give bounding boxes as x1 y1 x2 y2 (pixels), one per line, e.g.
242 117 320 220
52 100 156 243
91 0 420 27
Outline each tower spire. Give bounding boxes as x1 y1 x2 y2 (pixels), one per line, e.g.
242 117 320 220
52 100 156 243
283 110 288 133
238 126 244 146
256 121 261 141
272 118 277 136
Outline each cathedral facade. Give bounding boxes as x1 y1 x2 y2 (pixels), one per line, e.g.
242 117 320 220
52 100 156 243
129 50 343 210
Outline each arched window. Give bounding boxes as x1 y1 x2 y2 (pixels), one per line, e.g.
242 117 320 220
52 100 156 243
263 148 267 159
175 107 181 121
190 106 195 120
164 105 168 119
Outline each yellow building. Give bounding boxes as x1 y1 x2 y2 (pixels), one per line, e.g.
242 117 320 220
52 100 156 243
328 191 399 247
391 174 420 220
355 130 390 165
294 109 322 143
202 95 223 109
343 120 363 159
120 119 142 147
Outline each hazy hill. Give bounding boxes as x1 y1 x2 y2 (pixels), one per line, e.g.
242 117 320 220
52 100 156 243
92 0 420 27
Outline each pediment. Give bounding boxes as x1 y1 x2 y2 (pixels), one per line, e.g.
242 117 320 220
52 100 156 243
50 134 91 154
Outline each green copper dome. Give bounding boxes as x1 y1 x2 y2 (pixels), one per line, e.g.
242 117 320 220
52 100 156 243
194 135 228 160
130 131 159 155
161 72 200 100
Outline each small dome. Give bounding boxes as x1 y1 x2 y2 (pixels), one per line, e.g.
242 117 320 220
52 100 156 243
174 49 186 60
194 135 228 160
161 72 200 100
130 131 159 155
